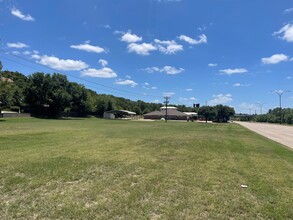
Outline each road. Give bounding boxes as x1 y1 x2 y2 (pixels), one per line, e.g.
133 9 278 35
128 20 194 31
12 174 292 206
235 121 293 150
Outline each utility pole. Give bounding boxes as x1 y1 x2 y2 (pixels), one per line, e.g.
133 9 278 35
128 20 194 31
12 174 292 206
271 90 290 124
163 96 170 123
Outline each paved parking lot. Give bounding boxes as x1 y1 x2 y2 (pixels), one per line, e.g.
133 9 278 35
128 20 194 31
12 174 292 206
236 122 293 150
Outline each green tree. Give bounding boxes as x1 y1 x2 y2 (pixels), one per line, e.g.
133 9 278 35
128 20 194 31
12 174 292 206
198 106 215 123
214 105 235 122
26 72 72 117
25 72 52 106
68 82 88 116
96 99 107 117
0 80 14 109
47 73 72 116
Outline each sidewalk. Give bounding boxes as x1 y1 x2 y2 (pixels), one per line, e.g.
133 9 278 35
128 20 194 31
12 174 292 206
235 121 293 150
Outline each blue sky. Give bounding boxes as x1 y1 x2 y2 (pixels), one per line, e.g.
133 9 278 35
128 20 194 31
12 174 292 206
0 0 292 113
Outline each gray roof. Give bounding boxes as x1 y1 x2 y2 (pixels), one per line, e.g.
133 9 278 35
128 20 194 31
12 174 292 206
144 109 187 116
105 110 136 115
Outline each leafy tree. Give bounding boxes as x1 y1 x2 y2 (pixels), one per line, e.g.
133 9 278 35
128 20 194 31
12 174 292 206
25 72 71 117
0 70 28 110
47 73 72 116
96 99 107 117
214 105 235 122
198 106 215 123
68 82 89 116
0 80 14 109
133 105 141 115
25 72 52 106
106 99 114 111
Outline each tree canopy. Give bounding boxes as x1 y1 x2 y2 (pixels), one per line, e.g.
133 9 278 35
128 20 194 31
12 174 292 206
0 67 167 117
198 105 235 123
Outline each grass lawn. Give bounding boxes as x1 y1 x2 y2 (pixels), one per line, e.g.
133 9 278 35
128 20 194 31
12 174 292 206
0 118 292 219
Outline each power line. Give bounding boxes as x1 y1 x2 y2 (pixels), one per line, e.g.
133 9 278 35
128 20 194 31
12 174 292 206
0 50 162 99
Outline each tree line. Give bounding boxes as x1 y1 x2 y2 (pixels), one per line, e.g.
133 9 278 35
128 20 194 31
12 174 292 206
233 108 293 124
0 66 196 117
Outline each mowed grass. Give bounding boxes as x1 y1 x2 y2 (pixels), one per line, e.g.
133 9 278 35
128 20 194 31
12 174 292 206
0 118 292 219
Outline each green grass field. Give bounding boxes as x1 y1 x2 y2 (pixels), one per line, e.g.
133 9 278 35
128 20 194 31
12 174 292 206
0 118 292 219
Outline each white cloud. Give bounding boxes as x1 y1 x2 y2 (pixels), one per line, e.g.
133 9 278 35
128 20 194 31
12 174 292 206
100 24 111 29
143 67 160 73
209 94 233 105
11 51 20 55
197 25 207 31
98 59 108 67
23 51 31 55
287 76 292 80
273 23 293 42
232 83 250 87
70 43 105 54
127 43 157 55
113 30 124 35
121 32 142 43
143 66 184 75
81 68 117 78
186 88 193 92
208 63 218 67
33 55 88 71
219 68 248 75
163 92 175 97
261 54 289 64
178 34 207 45
11 7 34 21
125 75 131 79
7 42 29 48
115 79 138 87
283 8 293 14
153 100 160 103
161 66 184 74
179 97 197 103
154 39 183 54
31 54 41 59
143 82 157 90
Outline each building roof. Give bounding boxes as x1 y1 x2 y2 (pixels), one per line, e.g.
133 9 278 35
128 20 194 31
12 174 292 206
160 106 177 110
104 110 136 115
144 109 187 116
183 112 198 116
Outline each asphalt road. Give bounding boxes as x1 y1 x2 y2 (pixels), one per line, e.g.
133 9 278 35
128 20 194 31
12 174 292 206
236 122 293 150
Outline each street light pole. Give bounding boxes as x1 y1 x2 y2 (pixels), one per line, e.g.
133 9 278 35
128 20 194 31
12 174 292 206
255 102 266 115
271 90 290 124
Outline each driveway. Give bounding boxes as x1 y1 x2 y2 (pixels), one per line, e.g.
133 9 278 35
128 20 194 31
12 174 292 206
235 121 293 150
